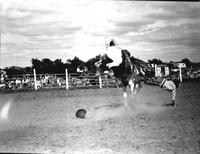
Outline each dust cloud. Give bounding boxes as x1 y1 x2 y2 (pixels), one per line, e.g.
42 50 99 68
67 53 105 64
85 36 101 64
89 94 167 121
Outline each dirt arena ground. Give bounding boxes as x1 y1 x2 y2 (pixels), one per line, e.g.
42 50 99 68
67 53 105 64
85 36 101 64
0 80 200 154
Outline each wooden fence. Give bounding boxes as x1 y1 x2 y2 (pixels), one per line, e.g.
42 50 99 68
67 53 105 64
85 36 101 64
0 69 117 91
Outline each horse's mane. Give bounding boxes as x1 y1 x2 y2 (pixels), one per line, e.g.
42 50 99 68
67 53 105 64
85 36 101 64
130 56 149 68
121 50 148 69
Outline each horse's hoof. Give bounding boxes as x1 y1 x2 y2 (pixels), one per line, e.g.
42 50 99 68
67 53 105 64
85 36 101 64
75 109 87 119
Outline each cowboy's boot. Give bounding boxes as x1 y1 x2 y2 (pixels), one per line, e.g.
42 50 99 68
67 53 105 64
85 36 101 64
171 100 176 106
168 100 176 107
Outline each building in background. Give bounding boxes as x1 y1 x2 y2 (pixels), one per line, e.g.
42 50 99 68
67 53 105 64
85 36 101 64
149 64 170 77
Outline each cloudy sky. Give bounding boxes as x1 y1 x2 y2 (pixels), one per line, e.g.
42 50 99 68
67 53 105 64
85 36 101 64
1 0 200 68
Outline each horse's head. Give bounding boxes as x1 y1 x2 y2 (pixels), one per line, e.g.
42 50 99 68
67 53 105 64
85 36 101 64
121 49 131 60
121 49 132 70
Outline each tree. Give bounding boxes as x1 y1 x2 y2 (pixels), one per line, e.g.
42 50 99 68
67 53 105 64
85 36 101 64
41 58 53 73
148 58 163 65
85 55 101 73
66 57 85 73
31 58 42 73
181 58 191 67
53 59 65 73
4 66 25 77
24 67 32 74
31 58 54 73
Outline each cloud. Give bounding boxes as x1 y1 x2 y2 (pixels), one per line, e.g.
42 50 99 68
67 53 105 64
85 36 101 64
110 20 155 37
146 2 200 20
134 19 200 49
1 1 200 67
1 1 82 64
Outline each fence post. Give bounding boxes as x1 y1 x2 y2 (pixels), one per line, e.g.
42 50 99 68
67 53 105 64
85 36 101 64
179 67 182 82
65 69 69 90
99 74 102 88
154 64 157 76
33 69 37 90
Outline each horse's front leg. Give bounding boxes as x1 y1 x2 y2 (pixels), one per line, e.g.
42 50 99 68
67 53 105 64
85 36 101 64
122 86 128 107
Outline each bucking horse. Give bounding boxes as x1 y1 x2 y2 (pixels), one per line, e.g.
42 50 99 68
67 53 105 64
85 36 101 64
96 48 151 107
112 49 152 106
96 38 179 107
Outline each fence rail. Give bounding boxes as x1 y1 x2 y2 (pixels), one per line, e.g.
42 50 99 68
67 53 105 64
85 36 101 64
0 69 117 91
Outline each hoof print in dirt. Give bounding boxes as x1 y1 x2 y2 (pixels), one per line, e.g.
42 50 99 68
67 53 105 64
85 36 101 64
75 109 87 119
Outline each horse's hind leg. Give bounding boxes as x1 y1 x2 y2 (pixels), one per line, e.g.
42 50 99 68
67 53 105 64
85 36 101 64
129 79 137 95
136 81 144 93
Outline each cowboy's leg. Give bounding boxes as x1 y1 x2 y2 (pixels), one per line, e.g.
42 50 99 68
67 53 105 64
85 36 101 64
170 81 176 106
172 89 176 102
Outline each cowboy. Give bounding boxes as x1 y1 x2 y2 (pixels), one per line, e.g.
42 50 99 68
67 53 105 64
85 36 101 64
95 38 123 76
151 76 178 106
